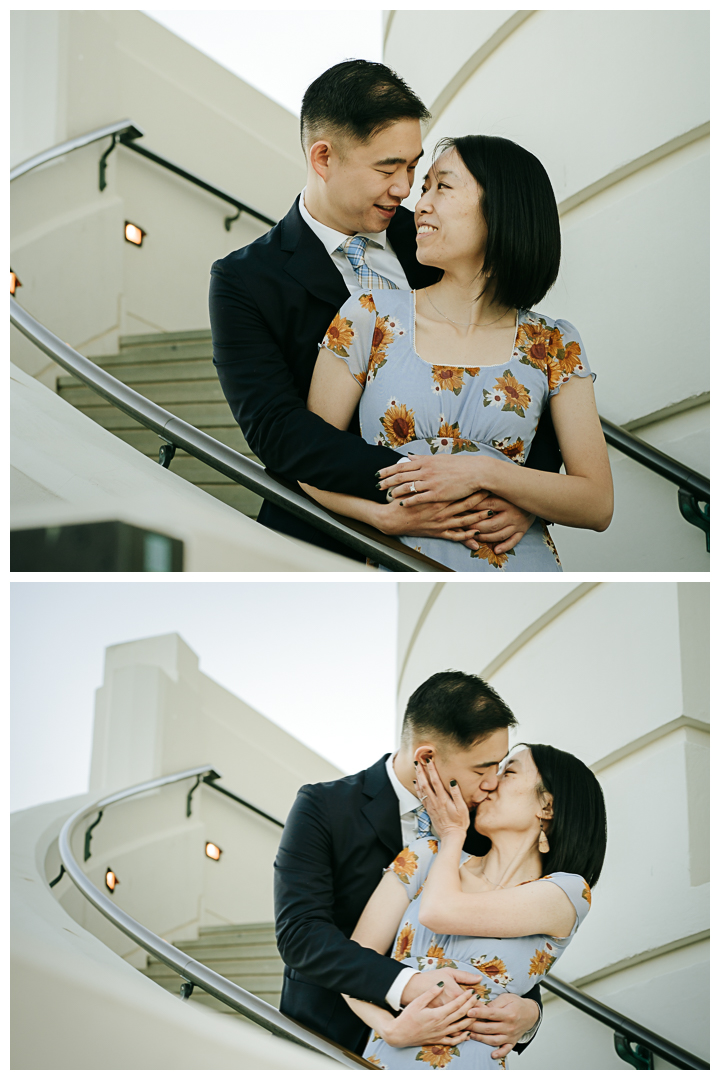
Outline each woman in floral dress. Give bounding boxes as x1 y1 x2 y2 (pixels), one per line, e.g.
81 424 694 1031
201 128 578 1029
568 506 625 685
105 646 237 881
343 748 606 1070
300 136 613 571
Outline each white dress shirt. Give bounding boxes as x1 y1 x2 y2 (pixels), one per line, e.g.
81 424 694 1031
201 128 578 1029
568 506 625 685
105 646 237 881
298 189 411 293
383 753 425 1010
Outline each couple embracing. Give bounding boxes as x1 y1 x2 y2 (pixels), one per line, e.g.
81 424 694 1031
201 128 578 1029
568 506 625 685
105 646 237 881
210 60 613 572
274 671 607 1069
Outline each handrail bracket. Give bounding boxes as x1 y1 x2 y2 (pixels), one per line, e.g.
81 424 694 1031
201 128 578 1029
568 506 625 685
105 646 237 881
614 1033 654 1069
99 135 118 192
158 442 176 469
678 490 709 552
224 208 241 231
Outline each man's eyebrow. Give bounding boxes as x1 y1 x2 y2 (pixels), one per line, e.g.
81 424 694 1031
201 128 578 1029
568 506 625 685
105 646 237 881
373 149 424 166
474 759 503 769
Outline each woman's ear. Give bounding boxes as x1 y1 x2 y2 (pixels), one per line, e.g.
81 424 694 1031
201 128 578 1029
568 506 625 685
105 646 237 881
536 795 554 821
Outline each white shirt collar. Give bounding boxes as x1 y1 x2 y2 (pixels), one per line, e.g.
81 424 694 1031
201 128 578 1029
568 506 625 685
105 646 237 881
299 188 388 256
386 752 422 816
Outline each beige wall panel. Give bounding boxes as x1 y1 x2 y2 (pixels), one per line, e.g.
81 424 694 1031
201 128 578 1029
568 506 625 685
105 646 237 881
552 405 710 571
397 582 594 724
10 10 66 165
545 145 709 423
385 10 515 115
393 10 708 207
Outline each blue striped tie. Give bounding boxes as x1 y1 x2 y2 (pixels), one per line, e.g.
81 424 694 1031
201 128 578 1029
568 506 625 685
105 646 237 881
414 805 433 839
341 235 399 291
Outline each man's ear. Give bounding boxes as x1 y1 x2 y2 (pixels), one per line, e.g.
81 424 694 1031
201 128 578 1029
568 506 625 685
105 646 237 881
414 743 436 766
308 139 333 181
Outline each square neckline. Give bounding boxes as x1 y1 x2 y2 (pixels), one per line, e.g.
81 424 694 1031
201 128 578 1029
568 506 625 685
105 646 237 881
411 290 520 371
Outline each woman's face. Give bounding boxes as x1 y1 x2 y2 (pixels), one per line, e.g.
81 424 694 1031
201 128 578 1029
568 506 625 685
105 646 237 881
473 747 551 836
414 148 488 270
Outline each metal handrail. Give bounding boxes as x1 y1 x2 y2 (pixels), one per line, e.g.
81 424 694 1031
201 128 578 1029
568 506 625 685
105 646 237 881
52 765 707 1071
11 121 709 549
10 297 436 572
10 119 275 230
541 973 709 1070
56 765 375 1070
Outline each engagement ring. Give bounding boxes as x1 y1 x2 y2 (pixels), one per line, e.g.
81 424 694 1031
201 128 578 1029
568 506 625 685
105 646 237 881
409 481 417 494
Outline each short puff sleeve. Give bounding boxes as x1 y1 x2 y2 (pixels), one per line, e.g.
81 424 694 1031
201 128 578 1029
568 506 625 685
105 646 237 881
542 872 592 940
547 319 594 399
385 837 439 902
321 291 379 388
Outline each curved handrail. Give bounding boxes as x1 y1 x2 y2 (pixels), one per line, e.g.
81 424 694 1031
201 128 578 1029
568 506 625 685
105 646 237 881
56 765 376 1070
53 765 706 1071
541 973 708 1070
10 119 274 230
10 120 144 181
10 121 709 547
10 297 439 572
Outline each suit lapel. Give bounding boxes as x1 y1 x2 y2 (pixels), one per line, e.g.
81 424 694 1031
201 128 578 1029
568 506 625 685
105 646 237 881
361 755 403 857
281 197 350 308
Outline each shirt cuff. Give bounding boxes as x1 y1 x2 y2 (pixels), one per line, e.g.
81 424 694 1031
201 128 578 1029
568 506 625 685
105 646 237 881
385 967 416 1012
516 1001 543 1044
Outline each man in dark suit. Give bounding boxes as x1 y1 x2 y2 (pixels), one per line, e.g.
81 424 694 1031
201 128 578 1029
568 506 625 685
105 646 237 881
274 671 542 1059
210 60 558 560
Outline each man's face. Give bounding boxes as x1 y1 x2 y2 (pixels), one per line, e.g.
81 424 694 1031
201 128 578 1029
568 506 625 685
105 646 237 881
415 729 510 813
315 119 423 235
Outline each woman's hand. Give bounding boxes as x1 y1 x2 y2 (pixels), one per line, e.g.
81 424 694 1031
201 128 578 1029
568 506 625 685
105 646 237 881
377 454 494 506
416 757 470 840
383 985 474 1048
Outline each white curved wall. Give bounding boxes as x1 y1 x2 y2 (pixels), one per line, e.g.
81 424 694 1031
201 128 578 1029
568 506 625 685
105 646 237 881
396 582 709 1068
385 11 709 571
11 10 306 385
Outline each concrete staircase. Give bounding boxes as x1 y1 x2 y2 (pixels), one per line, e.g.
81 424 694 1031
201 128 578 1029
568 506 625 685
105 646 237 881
143 922 284 1014
56 330 262 519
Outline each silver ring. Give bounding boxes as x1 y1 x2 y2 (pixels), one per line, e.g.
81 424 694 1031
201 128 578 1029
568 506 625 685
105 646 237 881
386 487 395 502
419 794 429 802
410 481 417 494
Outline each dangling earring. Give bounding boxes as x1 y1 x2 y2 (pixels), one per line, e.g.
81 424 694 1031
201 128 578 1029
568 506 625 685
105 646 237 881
538 826 550 854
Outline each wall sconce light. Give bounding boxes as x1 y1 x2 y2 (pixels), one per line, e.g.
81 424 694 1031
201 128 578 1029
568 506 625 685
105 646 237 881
205 842 222 861
10 270 21 295
105 868 119 892
124 222 146 247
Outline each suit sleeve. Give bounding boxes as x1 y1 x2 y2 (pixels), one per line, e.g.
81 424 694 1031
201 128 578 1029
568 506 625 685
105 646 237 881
209 261 402 501
274 785 408 1007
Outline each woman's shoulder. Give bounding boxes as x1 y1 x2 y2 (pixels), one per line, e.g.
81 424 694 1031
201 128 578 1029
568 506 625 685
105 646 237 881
541 872 592 910
518 309 582 337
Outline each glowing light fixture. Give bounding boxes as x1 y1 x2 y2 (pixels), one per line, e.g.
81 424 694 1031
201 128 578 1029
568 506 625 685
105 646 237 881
124 221 146 247
205 842 222 861
10 270 21 295
105 868 119 892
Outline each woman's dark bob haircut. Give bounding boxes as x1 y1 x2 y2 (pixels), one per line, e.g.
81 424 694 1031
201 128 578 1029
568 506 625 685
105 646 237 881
435 135 561 311
519 743 607 889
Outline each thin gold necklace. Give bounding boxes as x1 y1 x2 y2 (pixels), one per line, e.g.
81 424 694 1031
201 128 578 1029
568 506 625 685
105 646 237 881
425 290 512 329
479 858 505 889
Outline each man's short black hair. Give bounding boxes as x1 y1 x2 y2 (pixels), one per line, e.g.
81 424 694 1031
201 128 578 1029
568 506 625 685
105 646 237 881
300 59 430 154
524 743 607 888
435 134 561 311
401 670 516 750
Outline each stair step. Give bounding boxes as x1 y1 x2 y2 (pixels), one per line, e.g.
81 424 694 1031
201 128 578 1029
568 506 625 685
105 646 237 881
59 359 216 385
199 922 276 934
56 328 265 518
59 380 227 407
119 328 212 349
148 944 280 964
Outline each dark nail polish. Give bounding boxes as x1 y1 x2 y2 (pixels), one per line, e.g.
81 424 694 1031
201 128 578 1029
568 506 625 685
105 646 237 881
414 761 418 766
375 471 381 478
399 501 404 506
437 981 444 987
376 482 382 489
450 780 457 787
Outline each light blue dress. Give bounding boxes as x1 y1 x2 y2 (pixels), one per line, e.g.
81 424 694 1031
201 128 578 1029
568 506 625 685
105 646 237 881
322 291 594 571
363 838 591 1070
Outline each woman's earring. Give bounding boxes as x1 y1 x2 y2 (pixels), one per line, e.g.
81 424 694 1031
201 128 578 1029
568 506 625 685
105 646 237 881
538 826 550 854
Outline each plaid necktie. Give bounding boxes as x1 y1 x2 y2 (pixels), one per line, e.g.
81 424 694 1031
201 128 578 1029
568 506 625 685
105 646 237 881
341 235 399 291
414 804 433 839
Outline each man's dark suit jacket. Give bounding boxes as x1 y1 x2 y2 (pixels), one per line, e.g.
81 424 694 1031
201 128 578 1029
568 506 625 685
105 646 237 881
273 754 541 1057
210 197 561 557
